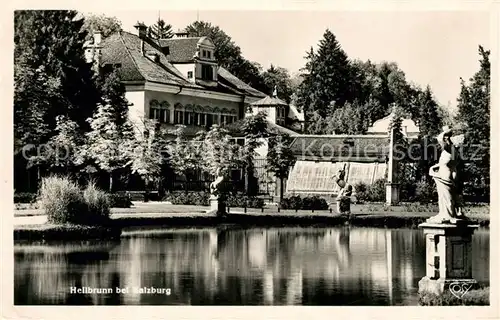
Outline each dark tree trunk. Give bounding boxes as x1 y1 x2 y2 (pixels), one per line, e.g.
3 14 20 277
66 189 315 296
279 177 284 203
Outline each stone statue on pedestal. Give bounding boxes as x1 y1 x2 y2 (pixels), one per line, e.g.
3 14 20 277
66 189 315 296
332 165 352 215
208 168 227 216
418 126 479 297
427 126 467 224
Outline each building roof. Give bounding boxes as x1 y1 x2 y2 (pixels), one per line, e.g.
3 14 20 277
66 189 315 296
100 31 266 99
289 135 390 162
217 67 267 98
251 95 288 106
367 110 420 138
158 37 203 63
223 118 299 137
100 31 202 88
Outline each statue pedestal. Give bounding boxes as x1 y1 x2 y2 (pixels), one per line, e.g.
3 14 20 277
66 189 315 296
418 222 479 296
336 196 351 215
207 195 226 217
385 182 399 205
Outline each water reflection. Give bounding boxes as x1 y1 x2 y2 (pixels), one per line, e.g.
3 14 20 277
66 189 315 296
14 227 490 305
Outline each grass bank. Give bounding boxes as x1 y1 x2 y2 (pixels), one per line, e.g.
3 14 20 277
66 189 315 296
14 210 489 242
14 224 121 242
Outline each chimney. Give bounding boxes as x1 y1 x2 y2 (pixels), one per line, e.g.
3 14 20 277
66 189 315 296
134 22 148 55
93 31 102 45
134 22 148 38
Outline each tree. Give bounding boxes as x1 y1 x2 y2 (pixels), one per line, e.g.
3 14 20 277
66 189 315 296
148 18 174 39
296 29 354 120
184 21 267 93
14 62 57 153
47 115 86 174
240 112 269 195
82 13 122 39
305 110 329 134
455 45 490 199
166 125 203 188
261 65 294 103
416 86 442 137
84 103 134 191
83 66 133 191
126 119 167 194
14 10 102 187
266 132 296 203
200 125 243 180
329 101 370 134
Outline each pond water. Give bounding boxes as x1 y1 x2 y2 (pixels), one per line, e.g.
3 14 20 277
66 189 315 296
14 226 489 305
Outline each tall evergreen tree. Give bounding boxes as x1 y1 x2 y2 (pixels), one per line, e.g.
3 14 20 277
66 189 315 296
416 86 442 137
148 18 174 39
297 29 354 121
15 11 101 132
455 45 490 198
261 65 294 103
14 10 102 185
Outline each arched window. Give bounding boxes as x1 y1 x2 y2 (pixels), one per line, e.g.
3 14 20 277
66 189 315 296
212 107 220 125
185 104 194 125
149 100 161 121
194 105 203 126
174 103 184 124
204 106 213 127
230 109 237 124
221 108 229 125
160 101 170 123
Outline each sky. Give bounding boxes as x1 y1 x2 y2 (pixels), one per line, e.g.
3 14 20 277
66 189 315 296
92 10 491 110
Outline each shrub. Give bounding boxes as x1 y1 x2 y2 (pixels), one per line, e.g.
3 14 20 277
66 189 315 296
164 191 210 206
280 196 303 210
108 193 132 208
83 182 111 224
280 195 328 210
399 180 417 202
415 180 437 203
353 180 386 203
226 194 265 208
353 182 369 202
14 192 37 204
419 288 489 306
40 176 88 225
368 179 386 202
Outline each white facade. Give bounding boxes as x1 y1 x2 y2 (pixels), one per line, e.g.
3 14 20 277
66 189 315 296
367 112 420 138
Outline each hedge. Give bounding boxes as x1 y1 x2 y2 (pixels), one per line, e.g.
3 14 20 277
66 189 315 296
280 195 328 210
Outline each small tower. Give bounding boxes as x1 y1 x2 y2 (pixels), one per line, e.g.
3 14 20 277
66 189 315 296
250 89 288 126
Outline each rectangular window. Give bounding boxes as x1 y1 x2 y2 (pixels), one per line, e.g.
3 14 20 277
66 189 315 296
161 109 170 123
207 51 211 59
202 50 206 57
150 108 161 120
201 65 213 80
187 71 193 79
175 111 184 124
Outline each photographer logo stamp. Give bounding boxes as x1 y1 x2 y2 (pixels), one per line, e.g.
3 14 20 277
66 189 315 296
449 282 473 299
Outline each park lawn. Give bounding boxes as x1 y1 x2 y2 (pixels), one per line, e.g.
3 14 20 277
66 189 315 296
14 202 490 219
